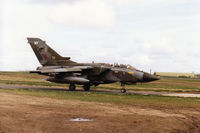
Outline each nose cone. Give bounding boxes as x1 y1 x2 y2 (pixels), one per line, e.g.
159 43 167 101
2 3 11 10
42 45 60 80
143 72 160 82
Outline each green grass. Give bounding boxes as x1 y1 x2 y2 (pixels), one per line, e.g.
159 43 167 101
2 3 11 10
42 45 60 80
0 80 67 87
0 88 200 109
1 79 199 93
1 72 200 109
1 71 200 92
0 71 30 75
134 83 199 90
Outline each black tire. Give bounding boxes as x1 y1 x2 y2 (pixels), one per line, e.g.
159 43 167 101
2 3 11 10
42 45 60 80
83 85 90 91
121 88 126 93
69 84 76 91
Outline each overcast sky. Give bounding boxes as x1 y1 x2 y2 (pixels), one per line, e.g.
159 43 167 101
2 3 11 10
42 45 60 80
1 0 200 73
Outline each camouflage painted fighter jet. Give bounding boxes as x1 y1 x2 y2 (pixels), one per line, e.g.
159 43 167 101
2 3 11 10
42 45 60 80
27 38 159 93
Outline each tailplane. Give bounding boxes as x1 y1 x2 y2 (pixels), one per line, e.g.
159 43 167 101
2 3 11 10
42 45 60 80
27 38 76 66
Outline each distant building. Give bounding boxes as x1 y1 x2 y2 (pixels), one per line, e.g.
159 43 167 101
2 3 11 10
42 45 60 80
195 74 200 79
154 72 195 78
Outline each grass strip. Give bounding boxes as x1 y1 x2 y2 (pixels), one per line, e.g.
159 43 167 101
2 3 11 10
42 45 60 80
0 88 200 109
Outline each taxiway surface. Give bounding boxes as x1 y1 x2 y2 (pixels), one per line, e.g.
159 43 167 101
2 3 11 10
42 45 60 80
0 84 200 98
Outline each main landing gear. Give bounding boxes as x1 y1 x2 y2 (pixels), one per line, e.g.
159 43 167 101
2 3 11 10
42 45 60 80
83 84 90 91
121 83 126 93
69 84 91 91
69 84 76 91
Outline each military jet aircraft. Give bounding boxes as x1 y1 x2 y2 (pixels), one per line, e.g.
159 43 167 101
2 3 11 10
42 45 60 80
27 38 159 93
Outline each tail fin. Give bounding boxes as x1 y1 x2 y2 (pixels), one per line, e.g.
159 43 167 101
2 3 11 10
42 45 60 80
27 38 76 66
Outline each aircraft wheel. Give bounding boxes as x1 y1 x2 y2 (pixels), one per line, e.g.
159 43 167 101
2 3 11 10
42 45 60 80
83 84 90 91
121 88 126 93
69 84 76 91
120 82 126 93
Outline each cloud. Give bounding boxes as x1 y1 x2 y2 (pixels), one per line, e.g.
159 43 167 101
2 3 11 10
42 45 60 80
2 0 200 73
0 1 4 67
48 0 115 29
1 0 115 70
109 0 200 6
25 0 80 4
1 0 54 70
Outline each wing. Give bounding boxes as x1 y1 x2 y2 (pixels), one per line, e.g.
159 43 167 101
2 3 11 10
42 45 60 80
30 66 93 75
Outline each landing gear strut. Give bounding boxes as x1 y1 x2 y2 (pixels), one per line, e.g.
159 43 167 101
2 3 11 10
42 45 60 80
121 83 126 93
69 84 76 91
83 84 90 91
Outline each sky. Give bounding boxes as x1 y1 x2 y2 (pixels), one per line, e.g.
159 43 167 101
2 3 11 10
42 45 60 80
1 0 200 73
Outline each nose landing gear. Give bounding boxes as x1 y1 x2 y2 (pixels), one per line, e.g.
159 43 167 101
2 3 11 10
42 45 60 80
121 83 126 93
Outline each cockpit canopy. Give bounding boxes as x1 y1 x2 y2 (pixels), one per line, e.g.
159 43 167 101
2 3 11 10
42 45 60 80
126 64 136 70
113 64 136 70
98 63 136 70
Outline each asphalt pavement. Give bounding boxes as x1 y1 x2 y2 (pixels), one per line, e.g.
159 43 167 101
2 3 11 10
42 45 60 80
0 84 200 98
